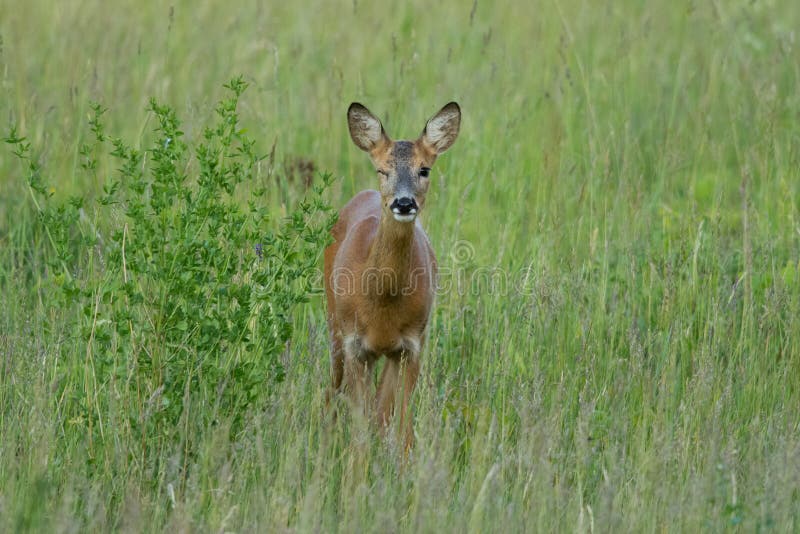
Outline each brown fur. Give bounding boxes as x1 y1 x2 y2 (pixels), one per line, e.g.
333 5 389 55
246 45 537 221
325 102 460 448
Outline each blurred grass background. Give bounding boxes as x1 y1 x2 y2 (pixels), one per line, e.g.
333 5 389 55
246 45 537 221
2 0 800 531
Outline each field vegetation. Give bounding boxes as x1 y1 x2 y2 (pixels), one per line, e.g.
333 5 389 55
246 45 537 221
1 0 799 531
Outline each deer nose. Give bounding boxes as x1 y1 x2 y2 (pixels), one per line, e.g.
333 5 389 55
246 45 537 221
391 197 418 215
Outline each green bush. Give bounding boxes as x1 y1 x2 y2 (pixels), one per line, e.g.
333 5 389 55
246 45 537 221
5 77 335 460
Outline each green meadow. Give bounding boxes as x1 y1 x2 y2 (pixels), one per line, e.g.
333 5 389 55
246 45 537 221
2 0 799 531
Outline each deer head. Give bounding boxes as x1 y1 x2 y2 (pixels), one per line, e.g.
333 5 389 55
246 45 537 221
347 102 461 223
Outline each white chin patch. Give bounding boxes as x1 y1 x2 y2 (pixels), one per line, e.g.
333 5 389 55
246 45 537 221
392 211 417 223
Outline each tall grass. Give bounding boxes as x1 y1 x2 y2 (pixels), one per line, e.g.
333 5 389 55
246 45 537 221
1 0 799 531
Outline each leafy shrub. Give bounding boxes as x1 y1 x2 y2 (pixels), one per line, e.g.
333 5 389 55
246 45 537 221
5 77 335 458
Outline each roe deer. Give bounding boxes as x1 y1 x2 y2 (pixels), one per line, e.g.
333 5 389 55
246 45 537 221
324 102 461 447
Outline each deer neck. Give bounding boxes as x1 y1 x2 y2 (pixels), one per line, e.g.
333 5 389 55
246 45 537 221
366 213 416 300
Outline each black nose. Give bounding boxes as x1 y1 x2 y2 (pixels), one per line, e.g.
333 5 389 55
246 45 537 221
390 197 417 214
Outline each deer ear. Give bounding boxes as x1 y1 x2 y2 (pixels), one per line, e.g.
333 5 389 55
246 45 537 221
421 102 461 154
348 103 390 152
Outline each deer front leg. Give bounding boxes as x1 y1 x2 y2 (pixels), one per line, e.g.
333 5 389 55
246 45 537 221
398 353 420 450
377 340 422 449
342 335 375 420
325 328 345 418
376 358 400 428
330 328 344 387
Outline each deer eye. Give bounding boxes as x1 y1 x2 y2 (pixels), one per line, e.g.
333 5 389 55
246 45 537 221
419 168 430 178
377 170 389 177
